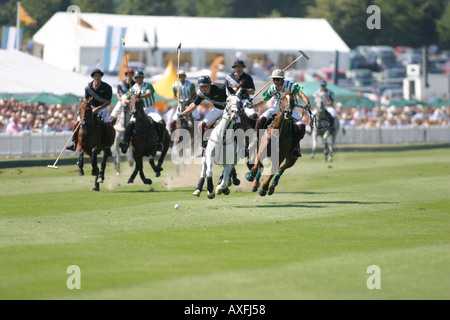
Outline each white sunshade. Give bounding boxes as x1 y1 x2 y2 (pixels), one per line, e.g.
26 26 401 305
0 49 91 95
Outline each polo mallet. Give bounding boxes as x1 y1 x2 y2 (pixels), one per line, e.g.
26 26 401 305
176 43 182 109
253 49 310 99
47 121 81 169
122 38 129 69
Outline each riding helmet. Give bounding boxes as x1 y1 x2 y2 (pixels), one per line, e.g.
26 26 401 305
232 59 246 68
198 75 212 87
133 70 145 79
271 69 285 79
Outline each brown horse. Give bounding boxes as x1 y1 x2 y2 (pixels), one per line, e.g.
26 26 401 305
77 98 115 191
127 94 170 185
246 92 299 196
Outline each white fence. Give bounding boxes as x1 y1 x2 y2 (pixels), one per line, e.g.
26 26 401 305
0 126 449 158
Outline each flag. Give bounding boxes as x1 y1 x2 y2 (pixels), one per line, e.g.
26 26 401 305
103 26 127 73
151 28 158 53
78 17 95 30
20 5 37 26
143 32 149 43
1 26 22 50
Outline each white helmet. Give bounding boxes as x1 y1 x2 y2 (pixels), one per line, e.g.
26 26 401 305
271 69 285 79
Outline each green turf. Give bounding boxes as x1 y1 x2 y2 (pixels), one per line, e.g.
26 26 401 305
0 147 449 300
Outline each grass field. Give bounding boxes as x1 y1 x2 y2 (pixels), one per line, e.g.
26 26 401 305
0 146 449 300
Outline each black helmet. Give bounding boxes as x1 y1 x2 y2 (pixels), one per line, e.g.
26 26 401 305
133 70 145 79
90 68 104 78
232 59 246 68
198 75 212 87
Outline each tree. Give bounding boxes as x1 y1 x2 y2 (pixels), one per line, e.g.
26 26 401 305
436 2 450 47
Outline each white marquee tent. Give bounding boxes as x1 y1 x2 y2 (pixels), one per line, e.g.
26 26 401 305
33 13 350 74
0 49 91 96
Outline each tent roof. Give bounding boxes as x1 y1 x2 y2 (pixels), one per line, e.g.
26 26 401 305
0 49 91 96
33 13 350 53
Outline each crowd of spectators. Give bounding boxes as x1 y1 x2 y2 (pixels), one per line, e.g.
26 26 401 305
1 96 449 134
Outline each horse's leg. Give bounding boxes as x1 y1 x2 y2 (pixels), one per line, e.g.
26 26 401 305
127 152 139 184
216 164 232 196
311 129 317 159
205 149 216 199
77 150 84 176
268 157 297 196
96 150 109 184
193 157 207 197
259 172 274 197
251 165 263 192
323 132 330 162
113 131 121 174
137 156 152 185
91 148 99 176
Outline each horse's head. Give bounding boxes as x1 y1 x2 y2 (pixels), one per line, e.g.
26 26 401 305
79 97 93 127
129 93 144 119
225 95 241 121
279 92 294 119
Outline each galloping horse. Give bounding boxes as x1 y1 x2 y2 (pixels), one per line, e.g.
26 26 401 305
127 94 170 185
310 96 340 162
77 98 116 191
246 92 299 196
193 94 240 199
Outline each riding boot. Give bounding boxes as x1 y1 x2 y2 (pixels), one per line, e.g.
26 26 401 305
119 122 135 154
291 124 306 158
156 120 166 152
66 121 80 151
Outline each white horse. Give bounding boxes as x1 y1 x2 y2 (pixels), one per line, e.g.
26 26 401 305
112 108 134 174
310 96 340 162
193 94 241 199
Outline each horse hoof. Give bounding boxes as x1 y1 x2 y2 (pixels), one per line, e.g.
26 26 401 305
127 179 134 184
207 192 215 199
155 172 161 178
259 187 267 197
216 187 223 195
92 187 99 192
144 179 152 185
245 172 254 182
193 190 201 197
78 169 84 176
97 176 104 184
223 187 230 195
268 185 276 196
232 178 241 186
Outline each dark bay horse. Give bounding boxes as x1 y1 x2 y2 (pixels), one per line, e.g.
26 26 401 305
246 92 299 196
127 94 170 185
77 98 115 191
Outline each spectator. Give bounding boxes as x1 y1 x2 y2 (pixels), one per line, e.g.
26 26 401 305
6 116 22 133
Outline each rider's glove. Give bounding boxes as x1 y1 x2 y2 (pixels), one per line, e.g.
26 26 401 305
177 112 185 120
243 98 253 109
305 104 311 111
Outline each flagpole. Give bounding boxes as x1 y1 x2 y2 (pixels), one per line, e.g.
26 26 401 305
16 2 21 50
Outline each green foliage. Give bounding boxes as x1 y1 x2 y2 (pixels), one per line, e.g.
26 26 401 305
0 0 448 50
